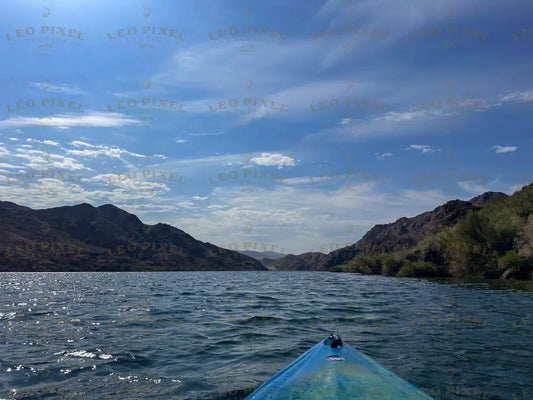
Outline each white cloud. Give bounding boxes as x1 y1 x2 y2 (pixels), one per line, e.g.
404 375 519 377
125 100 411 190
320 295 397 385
176 139 187 143
114 203 178 213
339 117 356 125
66 141 145 159
379 110 424 122
498 90 533 104
48 158 87 171
26 138 60 147
173 182 458 254
154 153 267 170
248 153 296 169
0 177 162 210
193 196 208 201
407 144 435 153
0 112 140 130
375 152 393 160
0 162 23 169
89 173 167 193
29 81 88 96
492 145 517 154
457 181 490 195
282 176 315 186
207 204 227 210
11 148 86 171
71 141 96 148
176 201 196 209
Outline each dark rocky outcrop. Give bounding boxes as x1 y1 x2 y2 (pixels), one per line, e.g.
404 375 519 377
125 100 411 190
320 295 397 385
270 252 328 271
271 247 359 271
469 191 508 205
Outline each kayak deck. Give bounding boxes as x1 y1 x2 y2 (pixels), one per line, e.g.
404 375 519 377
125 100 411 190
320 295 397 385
245 334 434 400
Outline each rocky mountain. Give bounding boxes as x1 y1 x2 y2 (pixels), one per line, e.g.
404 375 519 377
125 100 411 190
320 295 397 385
0 201 266 272
350 193 507 254
238 250 286 268
272 191 509 271
469 191 508 205
269 249 359 271
269 252 327 271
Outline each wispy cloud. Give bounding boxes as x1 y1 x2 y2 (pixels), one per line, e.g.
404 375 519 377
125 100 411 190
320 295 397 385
0 112 140 130
89 174 167 193
29 81 88 96
378 110 425 122
176 201 196 209
498 90 533 103
339 117 356 125
156 151 293 171
67 141 147 159
406 144 436 153
492 145 517 153
375 152 393 160
457 180 491 195
174 183 457 253
0 162 23 169
26 138 60 147
12 148 87 171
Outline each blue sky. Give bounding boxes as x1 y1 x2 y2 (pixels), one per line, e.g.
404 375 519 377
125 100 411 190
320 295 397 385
0 0 531 254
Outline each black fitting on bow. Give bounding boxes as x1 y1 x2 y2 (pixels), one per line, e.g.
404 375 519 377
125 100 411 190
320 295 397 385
324 333 343 348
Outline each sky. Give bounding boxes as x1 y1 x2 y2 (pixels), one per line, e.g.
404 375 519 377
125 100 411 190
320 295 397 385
0 0 531 255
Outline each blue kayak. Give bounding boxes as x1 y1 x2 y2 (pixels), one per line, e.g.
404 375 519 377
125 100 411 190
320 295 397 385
245 334 434 400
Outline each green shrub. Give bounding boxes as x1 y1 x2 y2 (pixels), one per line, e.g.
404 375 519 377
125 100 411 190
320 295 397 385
498 250 522 270
329 265 348 272
497 250 533 279
337 253 382 274
356 254 382 275
331 184 533 279
517 215 533 257
382 255 402 276
397 260 438 277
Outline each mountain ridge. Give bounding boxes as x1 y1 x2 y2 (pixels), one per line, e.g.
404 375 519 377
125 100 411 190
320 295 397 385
271 191 512 272
0 201 266 272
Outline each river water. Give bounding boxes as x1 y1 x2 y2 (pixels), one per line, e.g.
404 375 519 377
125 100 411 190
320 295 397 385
0 272 532 400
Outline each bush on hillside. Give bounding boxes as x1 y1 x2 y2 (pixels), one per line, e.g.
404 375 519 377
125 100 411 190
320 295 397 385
397 260 438 277
497 250 533 279
381 255 402 276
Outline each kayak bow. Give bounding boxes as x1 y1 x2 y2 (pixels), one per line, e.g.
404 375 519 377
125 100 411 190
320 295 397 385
245 333 434 400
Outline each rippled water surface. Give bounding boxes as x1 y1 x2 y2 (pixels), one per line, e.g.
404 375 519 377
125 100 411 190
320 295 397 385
0 272 532 400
